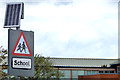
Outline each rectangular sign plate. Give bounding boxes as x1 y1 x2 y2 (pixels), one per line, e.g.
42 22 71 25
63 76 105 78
8 29 34 76
12 58 32 70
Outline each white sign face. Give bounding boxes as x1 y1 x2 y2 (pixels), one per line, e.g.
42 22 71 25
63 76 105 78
14 35 30 54
12 58 31 69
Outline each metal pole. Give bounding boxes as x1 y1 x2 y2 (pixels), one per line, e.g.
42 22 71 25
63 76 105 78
16 27 20 30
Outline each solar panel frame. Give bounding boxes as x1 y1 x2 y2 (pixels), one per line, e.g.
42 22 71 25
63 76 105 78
4 2 23 28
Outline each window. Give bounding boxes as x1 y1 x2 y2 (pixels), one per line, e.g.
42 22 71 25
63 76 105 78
59 70 64 78
117 66 120 74
110 71 114 73
92 71 98 74
59 70 84 79
59 70 71 78
99 70 115 74
105 71 109 73
72 70 78 78
72 70 84 80
86 70 98 75
99 71 103 73
78 70 84 75
86 71 92 75
64 70 71 78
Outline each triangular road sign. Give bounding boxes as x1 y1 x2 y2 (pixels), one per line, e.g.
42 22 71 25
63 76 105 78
12 32 32 56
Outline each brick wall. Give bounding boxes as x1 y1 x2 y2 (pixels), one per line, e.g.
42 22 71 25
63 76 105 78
78 74 120 80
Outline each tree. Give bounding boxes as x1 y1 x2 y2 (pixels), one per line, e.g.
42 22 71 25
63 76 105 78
0 46 64 80
28 54 63 80
0 46 8 79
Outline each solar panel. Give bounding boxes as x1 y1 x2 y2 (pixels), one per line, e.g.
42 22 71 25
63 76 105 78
4 2 24 28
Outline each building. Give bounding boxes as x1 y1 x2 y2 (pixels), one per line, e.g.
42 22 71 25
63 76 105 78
1 57 120 80
50 58 119 80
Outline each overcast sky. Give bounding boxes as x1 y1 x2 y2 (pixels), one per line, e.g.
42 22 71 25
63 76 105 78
0 0 119 59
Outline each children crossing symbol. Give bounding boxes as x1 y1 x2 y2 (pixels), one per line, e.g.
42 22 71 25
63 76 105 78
12 32 32 56
17 42 26 53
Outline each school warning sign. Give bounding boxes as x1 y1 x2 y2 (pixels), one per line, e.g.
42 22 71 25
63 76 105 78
8 29 34 77
12 32 32 56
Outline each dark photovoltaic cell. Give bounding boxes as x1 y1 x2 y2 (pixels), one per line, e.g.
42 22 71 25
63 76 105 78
4 3 24 28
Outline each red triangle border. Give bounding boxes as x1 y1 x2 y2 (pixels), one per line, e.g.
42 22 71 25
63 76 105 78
12 32 32 56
